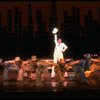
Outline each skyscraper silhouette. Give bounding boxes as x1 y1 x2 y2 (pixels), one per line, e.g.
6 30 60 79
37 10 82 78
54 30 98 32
84 11 94 37
13 6 19 37
7 9 13 35
72 6 80 36
35 9 46 37
17 11 22 37
49 1 58 33
0 12 2 33
28 3 34 37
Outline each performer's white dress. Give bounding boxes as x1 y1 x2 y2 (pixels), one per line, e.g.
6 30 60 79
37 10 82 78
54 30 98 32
53 34 68 63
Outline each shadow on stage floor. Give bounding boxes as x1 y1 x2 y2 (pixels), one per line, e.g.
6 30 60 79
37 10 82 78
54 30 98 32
0 90 100 99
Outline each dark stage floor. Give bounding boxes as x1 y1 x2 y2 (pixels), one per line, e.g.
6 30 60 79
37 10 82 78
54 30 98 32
0 64 100 99
0 69 99 90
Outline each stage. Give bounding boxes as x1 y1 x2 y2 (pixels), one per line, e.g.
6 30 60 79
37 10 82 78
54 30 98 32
0 58 100 99
0 69 100 92
0 71 100 99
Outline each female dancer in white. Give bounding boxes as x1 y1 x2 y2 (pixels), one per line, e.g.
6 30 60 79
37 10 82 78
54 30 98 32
51 28 68 78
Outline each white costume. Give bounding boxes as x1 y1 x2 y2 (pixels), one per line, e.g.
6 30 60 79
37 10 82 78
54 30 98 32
53 34 68 63
51 34 68 78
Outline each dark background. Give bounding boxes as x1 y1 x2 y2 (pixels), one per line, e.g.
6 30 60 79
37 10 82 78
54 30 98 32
0 1 99 60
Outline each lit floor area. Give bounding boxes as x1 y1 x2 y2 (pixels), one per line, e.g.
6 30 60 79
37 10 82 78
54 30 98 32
0 70 100 99
0 70 100 92
0 58 100 99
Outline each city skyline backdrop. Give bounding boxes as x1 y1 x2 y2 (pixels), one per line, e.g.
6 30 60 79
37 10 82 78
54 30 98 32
0 1 100 59
0 1 100 32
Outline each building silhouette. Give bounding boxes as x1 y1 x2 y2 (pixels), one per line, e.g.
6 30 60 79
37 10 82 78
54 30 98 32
35 9 46 37
49 1 58 33
0 2 99 58
61 7 81 38
13 7 19 37
97 7 100 25
28 3 34 37
18 11 23 37
61 10 68 38
0 12 2 34
7 9 13 37
84 11 94 37
72 6 80 37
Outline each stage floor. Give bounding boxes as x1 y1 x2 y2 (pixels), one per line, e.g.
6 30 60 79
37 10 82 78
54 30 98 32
0 70 100 92
0 69 100 99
